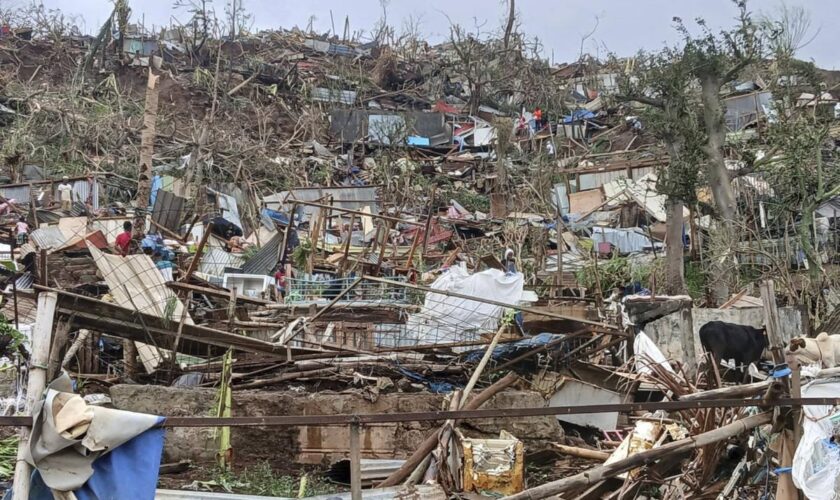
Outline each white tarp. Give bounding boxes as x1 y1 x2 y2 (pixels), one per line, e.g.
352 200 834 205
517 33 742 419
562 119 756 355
792 380 840 500
406 264 524 345
634 331 675 375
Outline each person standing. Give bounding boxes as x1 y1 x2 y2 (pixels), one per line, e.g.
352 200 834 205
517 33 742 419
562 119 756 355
115 221 133 256
58 176 74 211
274 266 287 301
15 216 29 245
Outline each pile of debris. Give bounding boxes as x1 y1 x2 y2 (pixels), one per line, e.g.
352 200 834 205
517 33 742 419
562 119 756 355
1 2 840 500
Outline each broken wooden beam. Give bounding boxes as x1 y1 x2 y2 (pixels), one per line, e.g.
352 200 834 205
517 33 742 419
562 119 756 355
377 371 519 488
34 285 321 359
552 444 610 461
502 412 773 500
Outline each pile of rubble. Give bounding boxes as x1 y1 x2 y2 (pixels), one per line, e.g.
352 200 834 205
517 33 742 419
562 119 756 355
1 3 840 500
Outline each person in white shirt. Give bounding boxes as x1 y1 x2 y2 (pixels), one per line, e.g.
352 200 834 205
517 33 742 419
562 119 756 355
57 176 73 211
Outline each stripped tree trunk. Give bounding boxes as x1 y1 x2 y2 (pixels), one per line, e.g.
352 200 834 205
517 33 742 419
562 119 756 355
135 69 160 236
664 198 686 295
699 74 736 304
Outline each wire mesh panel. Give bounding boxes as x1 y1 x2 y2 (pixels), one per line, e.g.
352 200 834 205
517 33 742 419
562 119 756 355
286 276 409 304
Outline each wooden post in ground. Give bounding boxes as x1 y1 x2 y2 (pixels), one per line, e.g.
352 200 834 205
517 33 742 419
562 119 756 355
12 291 57 500
182 222 213 282
760 280 785 365
678 304 696 379
134 68 160 236
350 421 362 500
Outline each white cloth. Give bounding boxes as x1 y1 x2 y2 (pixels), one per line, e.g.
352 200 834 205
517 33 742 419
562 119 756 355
633 331 675 375
25 375 160 492
792 380 840 500
406 264 524 345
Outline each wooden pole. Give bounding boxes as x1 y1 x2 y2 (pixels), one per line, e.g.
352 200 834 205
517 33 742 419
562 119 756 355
134 69 160 235
350 421 362 500
552 444 610 461
373 220 393 275
502 412 773 500
278 203 297 267
12 291 57 500
182 222 213 282
679 380 772 401
47 320 71 381
377 371 519 488
760 280 785 364
339 214 356 276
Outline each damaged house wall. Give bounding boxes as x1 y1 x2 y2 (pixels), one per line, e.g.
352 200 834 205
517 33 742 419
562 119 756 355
109 385 563 466
643 306 806 365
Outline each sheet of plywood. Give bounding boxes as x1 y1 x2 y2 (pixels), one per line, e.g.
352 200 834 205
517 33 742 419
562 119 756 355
568 189 604 215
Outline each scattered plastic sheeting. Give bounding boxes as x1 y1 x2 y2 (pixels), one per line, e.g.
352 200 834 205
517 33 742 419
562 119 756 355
792 380 840 500
463 332 566 363
633 331 675 375
392 365 457 393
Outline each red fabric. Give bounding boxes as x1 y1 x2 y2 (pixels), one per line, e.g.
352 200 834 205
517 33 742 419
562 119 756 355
115 231 131 256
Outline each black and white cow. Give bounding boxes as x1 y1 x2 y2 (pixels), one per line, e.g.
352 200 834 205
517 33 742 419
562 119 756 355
699 321 768 377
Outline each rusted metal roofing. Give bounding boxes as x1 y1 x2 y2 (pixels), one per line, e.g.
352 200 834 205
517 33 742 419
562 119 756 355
151 189 186 233
241 231 282 276
263 186 380 223
29 227 68 251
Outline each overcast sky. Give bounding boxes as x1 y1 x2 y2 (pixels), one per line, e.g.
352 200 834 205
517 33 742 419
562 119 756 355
23 0 840 69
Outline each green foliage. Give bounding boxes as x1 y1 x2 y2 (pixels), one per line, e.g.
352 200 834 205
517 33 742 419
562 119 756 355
575 256 655 296
0 317 26 353
0 435 18 480
195 462 338 497
684 261 707 300
291 240 312 270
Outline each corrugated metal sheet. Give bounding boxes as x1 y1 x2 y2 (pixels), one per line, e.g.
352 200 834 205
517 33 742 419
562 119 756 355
14 272 34 290
200 247 245 277
152 189 186 233
241 231 282 276
208 188 242 229
91 216 148 244
0 186 31 204
30 227 68 250
67 179 100 210
312 87 356 105
263 186 380 222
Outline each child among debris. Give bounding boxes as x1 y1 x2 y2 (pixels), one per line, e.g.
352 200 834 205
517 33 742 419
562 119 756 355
115 221 132 256
15 216 28 245
153 249 174 282
274 266 287 301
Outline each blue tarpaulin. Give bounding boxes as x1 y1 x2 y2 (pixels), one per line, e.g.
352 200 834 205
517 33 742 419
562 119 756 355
261 207 290 226
23 417 166 500
463 332 566 363
562 110 596 124
393 365 458 393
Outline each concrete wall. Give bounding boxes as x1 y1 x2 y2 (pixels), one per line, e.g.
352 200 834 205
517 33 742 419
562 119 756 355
109 386 563 467
643 306 806 368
